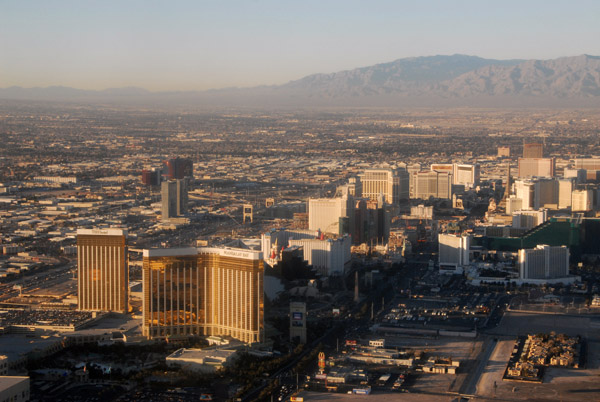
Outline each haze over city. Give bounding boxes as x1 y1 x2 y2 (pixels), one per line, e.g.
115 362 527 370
2 2 600 402
2 0 600 91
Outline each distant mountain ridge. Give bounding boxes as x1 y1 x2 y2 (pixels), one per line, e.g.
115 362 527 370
2 54 600 107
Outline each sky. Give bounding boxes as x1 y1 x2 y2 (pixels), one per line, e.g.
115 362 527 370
1 0 600 91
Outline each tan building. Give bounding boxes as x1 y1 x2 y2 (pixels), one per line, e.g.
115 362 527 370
414 171 452 200
497 146 511 157
359 168 409 204
518 158 555 178
142 247 264 344
77 228 128 313
523 143 543 158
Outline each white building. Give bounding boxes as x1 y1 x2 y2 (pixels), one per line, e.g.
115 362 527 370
512 209 547 230
572 189 593 212
506 196 523 214
288 236 351 276
557 179 574 209
410 204 433 219
308 195 353 234
431 163 480 188
514 180 536 210
438 234 471 274
261 228 317 259
518 245 569 280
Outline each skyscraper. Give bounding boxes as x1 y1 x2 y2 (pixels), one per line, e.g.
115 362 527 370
142 247 203 338
359 168 409 204
162 157 193 180
161 179 187 220
198 247 264 344
523 143 543 158
142 246 264 344
77 228 128 313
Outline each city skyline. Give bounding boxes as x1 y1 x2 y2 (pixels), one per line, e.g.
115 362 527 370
2 0 600 91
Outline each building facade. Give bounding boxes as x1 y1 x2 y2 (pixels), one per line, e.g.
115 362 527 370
161 179 188 220
142 247 264 344
77 228 128 313
518 245 569 280
359 168 409 205
518 158 555 178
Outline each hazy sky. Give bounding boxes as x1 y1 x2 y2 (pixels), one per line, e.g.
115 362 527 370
2 0 599 91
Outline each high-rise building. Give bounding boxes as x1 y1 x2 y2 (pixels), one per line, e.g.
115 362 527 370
288 236 351 276
518 158 555 178
308 194 354 234
512 209 547 230
523 143 543 158
141 168 161 186
406 163 421 198
198 247 263 344
359 168 409 204
162 158 193 180
572 189 593 212
161 179 188 220
519 245 569 280
557 179 574 209
77 228 128 313
514 180 536 210
438 234 471 274
142 247 202 339
414 171 453 200
142 246 264 344
563 168 586 184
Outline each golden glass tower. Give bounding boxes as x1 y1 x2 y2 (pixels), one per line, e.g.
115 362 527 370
142 247 264 344
77 228 128 313
142 247 204 338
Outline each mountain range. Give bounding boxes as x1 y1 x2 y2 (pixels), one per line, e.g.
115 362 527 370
2 54 600 108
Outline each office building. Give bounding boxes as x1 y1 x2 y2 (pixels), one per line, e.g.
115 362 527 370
163 158 193 180
519 245 569 280
438 234 471 274
77 228 128 313
414 171 452 200
142 247 264 344
359 168 409 205
161 179 188 220
290 302 307 344
523 143 544 158
518 158 555 178
308 194 353 234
